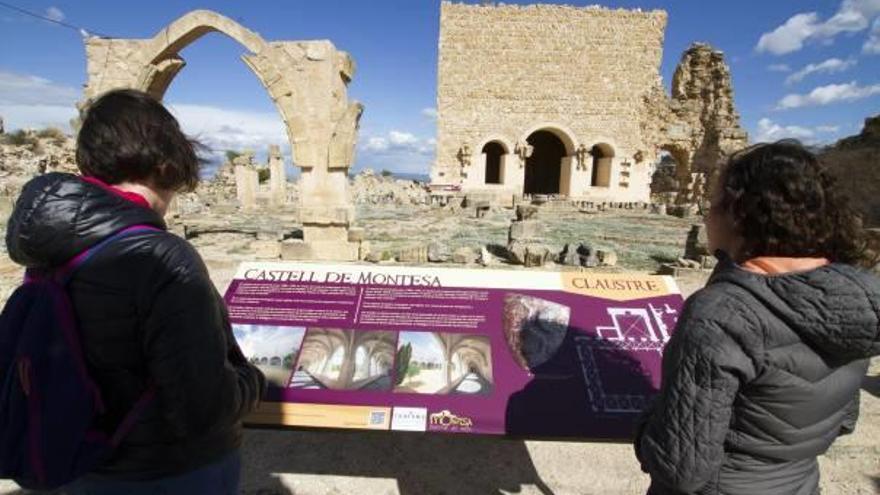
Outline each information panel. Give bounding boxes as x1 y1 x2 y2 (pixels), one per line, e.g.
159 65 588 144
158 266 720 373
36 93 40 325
223 262 684 439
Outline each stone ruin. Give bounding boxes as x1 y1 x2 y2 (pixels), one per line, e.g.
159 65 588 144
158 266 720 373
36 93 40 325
431 2 747 207
79 10 364 261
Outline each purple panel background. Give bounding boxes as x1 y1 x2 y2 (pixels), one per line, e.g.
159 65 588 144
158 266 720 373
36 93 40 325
224 278 684 440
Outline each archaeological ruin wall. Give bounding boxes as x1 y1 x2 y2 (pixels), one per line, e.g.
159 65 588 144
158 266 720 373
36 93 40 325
432 2 747 205
80 10 364 261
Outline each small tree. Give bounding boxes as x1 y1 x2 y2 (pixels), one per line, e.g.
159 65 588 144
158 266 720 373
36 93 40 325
394 343 412 385
257 168 270 183
380 169 394 177
283 353 295 370
225 150 242 163
36 127 65 140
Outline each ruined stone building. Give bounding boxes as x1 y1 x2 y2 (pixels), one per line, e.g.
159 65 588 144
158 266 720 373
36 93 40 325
431 2 748 204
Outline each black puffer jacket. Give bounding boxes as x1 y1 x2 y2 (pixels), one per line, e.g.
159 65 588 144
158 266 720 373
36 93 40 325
635 254 880 495
5 173 265 480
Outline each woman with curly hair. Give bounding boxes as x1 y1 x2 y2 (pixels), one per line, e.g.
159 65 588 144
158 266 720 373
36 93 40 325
635 140 880 495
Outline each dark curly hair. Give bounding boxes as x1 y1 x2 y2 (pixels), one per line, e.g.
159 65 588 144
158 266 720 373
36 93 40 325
76 89 204 192
714 140 866 265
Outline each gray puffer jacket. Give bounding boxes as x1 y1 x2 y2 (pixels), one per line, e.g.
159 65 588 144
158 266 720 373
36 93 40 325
635 255 880 495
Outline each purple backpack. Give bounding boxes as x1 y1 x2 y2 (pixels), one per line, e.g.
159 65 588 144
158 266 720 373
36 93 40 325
0 225 159 490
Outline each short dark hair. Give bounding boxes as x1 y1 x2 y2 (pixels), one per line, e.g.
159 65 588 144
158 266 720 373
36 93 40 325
715 140 865 265
76 89 203 192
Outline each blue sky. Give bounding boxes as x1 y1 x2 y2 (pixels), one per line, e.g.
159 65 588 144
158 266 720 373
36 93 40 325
1 0 879 175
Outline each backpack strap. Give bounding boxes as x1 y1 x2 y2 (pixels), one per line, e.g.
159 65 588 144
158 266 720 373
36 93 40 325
54 224 163 285
110 384 157 448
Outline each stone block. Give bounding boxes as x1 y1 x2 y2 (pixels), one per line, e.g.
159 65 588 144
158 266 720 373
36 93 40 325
347 227 365 243
597 249 618 267
685 224 710 260
298 206 354 225
252 240 281 259
506 240 527 265
452 247 478 264
508 220 540 243
303 225 350 243
398 245 428 263
479 246 496 266
524 245 550 268
558 244 581 266
516 205 539 221
428 243 451 263
281 239 359 261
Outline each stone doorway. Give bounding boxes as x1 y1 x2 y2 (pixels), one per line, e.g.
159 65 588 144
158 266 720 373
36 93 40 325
524 131 566 195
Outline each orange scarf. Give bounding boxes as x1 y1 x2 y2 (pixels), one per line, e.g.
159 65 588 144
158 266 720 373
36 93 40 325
741 257 830 275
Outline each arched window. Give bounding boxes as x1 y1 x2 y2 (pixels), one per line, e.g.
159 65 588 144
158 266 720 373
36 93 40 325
482 141 506 185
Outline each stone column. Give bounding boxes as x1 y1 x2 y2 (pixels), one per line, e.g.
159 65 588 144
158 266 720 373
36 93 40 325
234 163 258 211
268 144 286 207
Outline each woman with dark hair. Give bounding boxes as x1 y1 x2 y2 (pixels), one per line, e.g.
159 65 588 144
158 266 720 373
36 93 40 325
5 89 265 494
635 140 880 495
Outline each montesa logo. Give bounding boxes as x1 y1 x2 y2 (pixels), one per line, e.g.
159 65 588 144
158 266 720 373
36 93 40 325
429 410 473 430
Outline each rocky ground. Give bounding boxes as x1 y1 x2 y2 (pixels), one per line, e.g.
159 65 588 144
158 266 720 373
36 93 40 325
0 130 878 494
1 204 877 494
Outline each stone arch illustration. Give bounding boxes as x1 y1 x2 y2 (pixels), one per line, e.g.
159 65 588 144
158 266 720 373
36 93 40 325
433 333 493 394
80 10 364 260
293 329 395 390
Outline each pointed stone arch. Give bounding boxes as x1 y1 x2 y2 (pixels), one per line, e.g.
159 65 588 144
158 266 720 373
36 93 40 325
79 9 364 260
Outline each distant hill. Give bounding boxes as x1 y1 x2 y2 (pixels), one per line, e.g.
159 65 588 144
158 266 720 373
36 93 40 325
820 115 880 228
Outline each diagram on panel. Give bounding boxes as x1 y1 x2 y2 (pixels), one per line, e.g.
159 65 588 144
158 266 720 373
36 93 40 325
576 304 678 413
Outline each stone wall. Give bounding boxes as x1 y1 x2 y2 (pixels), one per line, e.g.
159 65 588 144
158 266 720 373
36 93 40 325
434 2 667 202
433 2 747 204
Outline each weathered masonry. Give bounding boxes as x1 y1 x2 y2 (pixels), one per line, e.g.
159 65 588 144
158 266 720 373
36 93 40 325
80 10 364 260
432 2 748 204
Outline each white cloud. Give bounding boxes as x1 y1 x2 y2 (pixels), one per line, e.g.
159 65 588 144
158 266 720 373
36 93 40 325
785 58 857 85
0 71 79 107
757 0 880 55
45 7 65 23
817 125 842 133
865 17 880 53
768 64 791 72
755 118 841 143
0 70 79 130
165 102 288 160
363 136 389 152
388 130 418 146
356 130 435 174
777 81 880 109
421 107 438 119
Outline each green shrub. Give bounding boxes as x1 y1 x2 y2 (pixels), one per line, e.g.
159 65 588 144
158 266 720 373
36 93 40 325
2 130 36 147
36 127 66 140
380 169 394 177
225 150 242 163
257 168 270 183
